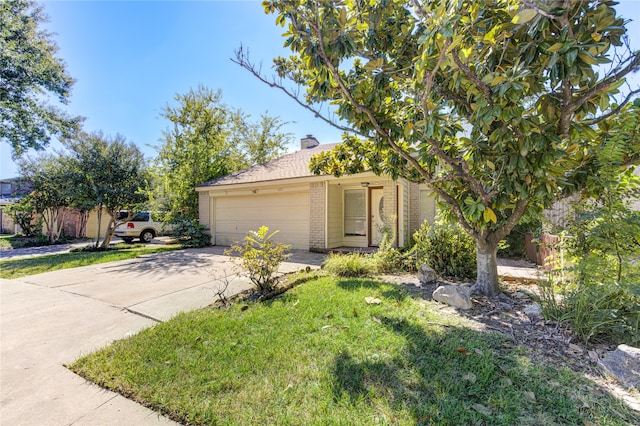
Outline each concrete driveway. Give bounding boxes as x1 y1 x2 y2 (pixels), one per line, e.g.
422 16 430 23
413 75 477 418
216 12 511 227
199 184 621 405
0 247 325 425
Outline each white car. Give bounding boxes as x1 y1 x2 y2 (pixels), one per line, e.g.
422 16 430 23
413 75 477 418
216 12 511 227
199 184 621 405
114 211 173 243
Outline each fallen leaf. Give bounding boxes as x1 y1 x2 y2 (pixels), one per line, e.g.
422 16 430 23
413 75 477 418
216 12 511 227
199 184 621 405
568 343 583 353
501 377 513 386
321 325 331 330
472 403 492 416
365 297 382 304
457 347 470 355
462 372 477 383
341 325 350 329
474 348 484 356
588 350 599 362
524 391 536 403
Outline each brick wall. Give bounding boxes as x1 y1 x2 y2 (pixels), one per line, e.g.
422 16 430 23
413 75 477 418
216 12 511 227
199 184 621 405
309 182 326 250
408 182 421 236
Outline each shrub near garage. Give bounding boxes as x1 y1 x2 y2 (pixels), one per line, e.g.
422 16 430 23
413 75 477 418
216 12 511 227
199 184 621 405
227 226 291 292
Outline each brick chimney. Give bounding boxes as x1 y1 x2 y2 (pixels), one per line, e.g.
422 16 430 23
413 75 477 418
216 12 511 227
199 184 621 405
300 134 319 149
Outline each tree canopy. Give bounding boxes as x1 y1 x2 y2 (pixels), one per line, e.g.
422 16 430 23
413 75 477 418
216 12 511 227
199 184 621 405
0 0 82 157
64 131 149 248
155 86 292 219
237 0 640 296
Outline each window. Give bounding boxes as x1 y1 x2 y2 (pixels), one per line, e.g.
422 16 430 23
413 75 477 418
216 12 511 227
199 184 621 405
132 212 150 222
420 190 436 225
344 189 366 236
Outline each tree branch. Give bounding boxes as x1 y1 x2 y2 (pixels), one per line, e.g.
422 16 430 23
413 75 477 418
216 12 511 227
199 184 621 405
584 88 640 126
452 49 495 107
571 51 640 114
232 48 362 137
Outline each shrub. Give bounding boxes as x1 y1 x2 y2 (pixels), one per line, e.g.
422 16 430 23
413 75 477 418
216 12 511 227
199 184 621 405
5 197 42 237
227 226 291 292
537 175 640 345
372 231 416 273
413 219 476 279
323 252 377 277
172 218 210 248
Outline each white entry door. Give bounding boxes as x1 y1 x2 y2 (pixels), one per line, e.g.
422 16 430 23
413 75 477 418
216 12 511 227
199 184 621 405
370 188 385 246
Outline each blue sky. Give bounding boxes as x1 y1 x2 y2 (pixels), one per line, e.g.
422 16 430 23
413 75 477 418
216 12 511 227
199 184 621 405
1 0 639 178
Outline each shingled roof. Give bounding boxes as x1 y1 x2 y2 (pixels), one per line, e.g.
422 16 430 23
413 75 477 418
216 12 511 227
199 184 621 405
198 143 338 187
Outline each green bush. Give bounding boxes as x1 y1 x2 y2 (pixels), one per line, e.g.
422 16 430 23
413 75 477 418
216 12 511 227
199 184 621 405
171 218 210 248
562 281 639 345
323 252 377 277
537 172 640 345
227 226 291 292
413 219 477 279
368 226 416 273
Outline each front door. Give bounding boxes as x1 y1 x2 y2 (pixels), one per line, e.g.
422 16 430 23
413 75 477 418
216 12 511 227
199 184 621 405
370 188 385 246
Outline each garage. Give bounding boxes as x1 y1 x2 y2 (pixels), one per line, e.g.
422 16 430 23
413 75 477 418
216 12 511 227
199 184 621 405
213 191 310 249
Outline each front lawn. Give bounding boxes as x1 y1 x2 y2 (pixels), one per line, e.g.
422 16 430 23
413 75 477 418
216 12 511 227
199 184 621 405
69 276 639 425
0 245 182 279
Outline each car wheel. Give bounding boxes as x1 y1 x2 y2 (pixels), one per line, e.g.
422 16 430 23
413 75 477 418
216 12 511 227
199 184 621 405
140 230 155 243
122 237 134 244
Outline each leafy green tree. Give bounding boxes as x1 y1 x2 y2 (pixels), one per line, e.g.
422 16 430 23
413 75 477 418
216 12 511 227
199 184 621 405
18 153 75 243
0 0 82 156
5 195 41 237
155 86 291 219
64 131 149 248
236 0 640 296
568 104 640 284
233 113 291 167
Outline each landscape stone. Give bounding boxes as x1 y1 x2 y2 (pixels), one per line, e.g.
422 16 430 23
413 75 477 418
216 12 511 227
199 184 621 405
432 285 473 310
417 264 438 285
599 344 640 390
523 303 542 317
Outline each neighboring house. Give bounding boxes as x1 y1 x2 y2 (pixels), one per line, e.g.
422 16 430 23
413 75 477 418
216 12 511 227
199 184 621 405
543 166 640 231
0 178 32 234
196 135 437 251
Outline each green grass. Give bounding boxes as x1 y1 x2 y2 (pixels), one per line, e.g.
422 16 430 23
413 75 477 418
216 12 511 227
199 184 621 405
0 245 181 279
69 277 639 425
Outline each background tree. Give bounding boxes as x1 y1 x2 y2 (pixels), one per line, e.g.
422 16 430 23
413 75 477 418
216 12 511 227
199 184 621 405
232 113 291 167
5 194 41 237
155 86 292 219
0 0 82 156
18 153 75 243
65 131 149 248
236 0 640 296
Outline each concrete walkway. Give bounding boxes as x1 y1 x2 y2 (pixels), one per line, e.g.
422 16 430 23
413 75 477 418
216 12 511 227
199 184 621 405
0 247 325 425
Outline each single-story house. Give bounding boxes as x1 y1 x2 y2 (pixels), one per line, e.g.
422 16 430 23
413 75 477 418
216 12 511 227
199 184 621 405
196 135 437 251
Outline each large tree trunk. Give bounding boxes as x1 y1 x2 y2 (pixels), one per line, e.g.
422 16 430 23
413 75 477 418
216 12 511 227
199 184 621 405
471 239 500 297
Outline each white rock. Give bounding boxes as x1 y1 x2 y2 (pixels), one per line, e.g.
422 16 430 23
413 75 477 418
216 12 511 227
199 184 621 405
432 285 473 310
523 303 542 317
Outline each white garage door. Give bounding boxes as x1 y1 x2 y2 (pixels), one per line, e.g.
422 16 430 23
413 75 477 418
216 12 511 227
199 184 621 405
215 191 310 249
